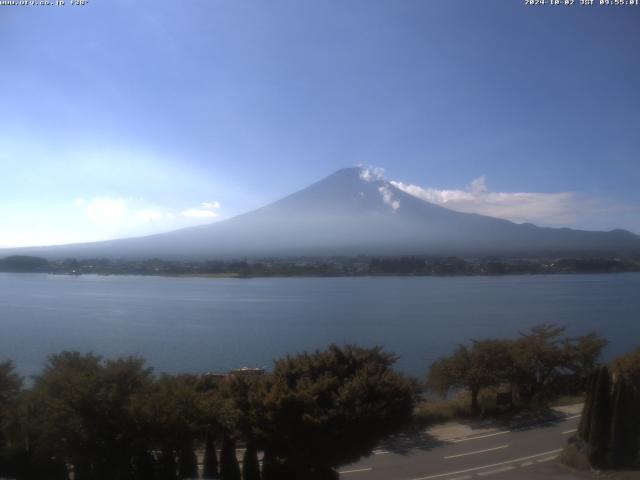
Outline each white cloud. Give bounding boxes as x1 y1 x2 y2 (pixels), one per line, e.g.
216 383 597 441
201 201 220 210
390 176 599 226
75 197 222 224
358 165 385 182
181 201 221 219
136 209 163 222
181 208 218 218
81 197 128 224
378 185 400 211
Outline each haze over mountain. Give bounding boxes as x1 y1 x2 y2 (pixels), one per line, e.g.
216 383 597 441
4 167 640 260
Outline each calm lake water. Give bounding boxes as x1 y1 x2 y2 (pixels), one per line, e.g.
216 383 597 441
1 272 639 378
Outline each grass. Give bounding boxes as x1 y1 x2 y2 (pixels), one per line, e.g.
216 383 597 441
550 394 585 407
413 389 518 427
413 388 585 428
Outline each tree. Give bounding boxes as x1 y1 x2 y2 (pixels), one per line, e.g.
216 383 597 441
0 361 22 478
219 429 241 480
29 352 154 480
562 331 608 391
577 371 597 441
219 374 261 479
510 324 569 403
248 345 416 479
133 374 204 480
611 346 640 386
177 444 198 479
587 366 611 468
242 440 260 480
579 363 640 470
428 340 513 411
202 433 219 479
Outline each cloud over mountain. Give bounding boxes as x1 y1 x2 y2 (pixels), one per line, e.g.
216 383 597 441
390 176 603 227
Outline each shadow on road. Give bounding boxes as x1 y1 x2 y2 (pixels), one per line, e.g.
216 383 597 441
464 408 575 433
375 427 445 455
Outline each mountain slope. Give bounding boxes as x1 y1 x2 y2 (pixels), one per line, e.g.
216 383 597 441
4 167 640 259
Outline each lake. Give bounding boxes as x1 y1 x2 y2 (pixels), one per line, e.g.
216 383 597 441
1 272 639 379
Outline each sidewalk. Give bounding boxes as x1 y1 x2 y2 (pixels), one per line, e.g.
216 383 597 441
426 403 583 443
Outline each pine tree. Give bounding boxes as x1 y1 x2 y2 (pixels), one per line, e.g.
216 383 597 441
220 430 241 480
159 448 178 480
203 434 219 479
588 366 611 468
607 378 625 467
578 370 596 441
260 451 278 480
133 451 158 480
609 377 640 468
178 444 198 479
242 440 261 480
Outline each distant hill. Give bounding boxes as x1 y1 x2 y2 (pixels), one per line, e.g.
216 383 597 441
3 167 640 260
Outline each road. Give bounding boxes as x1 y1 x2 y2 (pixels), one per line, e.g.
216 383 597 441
339 411 582 480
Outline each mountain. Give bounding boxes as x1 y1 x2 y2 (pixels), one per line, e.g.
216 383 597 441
4 167 640 259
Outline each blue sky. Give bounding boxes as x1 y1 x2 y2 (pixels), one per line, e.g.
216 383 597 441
1 0 639 247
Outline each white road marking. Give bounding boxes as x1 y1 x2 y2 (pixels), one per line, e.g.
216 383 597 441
566 414 581 420
447 476 472 480
477 465 516 476
562 428 577 434
444 445 509 459
373 449 390 455
535 455 558 463
451 430 510 443
339 467 373 474
521 461 533 467
410 448 563 480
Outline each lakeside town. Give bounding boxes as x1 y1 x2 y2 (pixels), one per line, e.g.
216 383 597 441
1 255 640 278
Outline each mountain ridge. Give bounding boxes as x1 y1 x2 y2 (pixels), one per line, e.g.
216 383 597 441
3 167 640 259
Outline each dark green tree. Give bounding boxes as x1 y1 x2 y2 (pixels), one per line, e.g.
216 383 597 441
202 433 219 479
0 361 23 478
242 440 260 480
178 443 198 479
248 345 416 478
606 377 640 468
577 371 597 441
612 346 640 386
28 352 153 480
158 449 178 480
587 366 611 468
134 373 205 479
219 430 241 480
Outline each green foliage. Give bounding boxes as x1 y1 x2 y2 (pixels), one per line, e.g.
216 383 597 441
0 255 49 272
612 346 640 386
177 445 198 479
428 325 607 409
242 440 260 480
606 378 637 467
510 324 569 403
246 344 416 476
579 363 640 470
577 371 596 441
0 361 23 477
587 366 611 468
428 340 512 410
202 434 219 479
29 352 154 480
220 430 241 480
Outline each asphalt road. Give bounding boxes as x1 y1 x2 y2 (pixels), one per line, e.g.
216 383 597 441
338 412 582 480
